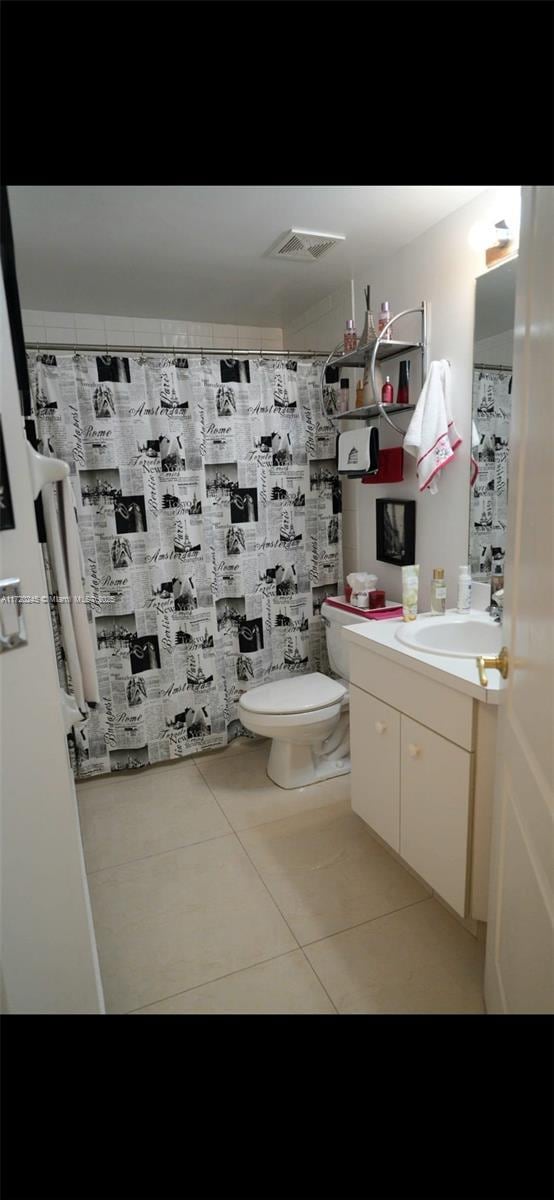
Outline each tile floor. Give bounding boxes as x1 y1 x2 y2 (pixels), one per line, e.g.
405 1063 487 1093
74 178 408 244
78 739 486 1014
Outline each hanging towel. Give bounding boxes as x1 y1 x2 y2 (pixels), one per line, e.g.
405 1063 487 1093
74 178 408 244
404 359 462 494
338 426 379 476
470 420 480 486
41 473 100 711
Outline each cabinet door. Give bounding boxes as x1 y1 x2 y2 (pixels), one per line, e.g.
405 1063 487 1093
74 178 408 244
400 716 472 917
350 685 400 851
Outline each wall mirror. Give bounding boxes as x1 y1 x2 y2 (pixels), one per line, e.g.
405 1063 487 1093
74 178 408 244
469 257 517 582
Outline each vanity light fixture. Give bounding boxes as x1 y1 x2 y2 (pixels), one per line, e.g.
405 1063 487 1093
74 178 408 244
485 220 515 268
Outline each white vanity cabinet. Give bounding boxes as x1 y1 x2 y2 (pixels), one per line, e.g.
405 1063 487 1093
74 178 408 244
350 645 496 920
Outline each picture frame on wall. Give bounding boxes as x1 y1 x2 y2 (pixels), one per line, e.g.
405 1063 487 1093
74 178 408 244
376 498 416 566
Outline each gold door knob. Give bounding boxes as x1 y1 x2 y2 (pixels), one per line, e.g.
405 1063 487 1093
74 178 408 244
477 645 510 687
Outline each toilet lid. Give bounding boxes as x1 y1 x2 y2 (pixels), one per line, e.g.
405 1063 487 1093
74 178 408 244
239 672 346 716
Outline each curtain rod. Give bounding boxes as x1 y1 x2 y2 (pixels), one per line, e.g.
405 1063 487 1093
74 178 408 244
25 342 331 358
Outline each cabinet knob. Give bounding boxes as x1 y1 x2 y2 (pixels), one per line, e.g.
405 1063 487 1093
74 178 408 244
408 743 421 758
375 721 387 734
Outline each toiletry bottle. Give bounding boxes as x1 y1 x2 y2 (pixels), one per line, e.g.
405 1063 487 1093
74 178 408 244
340 378 350 413
344 319 358 353
358 285 377 348
431 568 447 614
457 565 472 613
402 565 419 621
355 380 365 409
381 376 394 405
378 301 393 340
397 360 410 405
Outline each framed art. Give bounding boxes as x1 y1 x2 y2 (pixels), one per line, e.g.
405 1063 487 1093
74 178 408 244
376 498 416 566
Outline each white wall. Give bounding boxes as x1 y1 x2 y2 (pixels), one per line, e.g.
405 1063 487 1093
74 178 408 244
0 282 104 1013
21 310 284 352
284 189 501 609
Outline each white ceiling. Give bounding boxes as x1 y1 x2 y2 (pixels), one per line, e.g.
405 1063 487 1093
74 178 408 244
8 185 488 327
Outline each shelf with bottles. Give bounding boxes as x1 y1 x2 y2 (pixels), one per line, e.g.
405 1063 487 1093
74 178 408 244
323 301 427 436
335 401 416 421
328 339 422 371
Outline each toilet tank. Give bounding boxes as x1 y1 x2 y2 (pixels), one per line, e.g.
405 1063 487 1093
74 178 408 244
321 597 368 680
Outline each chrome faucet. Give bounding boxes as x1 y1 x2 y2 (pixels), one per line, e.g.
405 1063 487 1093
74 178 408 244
488 574 504 623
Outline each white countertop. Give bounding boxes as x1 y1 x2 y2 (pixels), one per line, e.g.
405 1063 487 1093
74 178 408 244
342 610 504 705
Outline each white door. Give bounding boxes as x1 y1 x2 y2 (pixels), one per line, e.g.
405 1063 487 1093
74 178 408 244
0 265 104 1012
484 186 554 1014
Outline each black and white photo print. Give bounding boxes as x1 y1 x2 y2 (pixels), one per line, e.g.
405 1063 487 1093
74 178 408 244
96 355 131 384
216 386 237 415
230 487 258 523
130 634 161 674
80 468 122 508
93 385 116 418
220 359 250 384
160 434 186 472
376 499 416 566
238 616 264 653
114 494 147 533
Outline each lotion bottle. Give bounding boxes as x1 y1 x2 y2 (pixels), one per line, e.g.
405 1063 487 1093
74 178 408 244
430 567 447 614
457 565 472 613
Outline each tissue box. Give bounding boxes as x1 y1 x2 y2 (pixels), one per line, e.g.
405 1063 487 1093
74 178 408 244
369 589 386 608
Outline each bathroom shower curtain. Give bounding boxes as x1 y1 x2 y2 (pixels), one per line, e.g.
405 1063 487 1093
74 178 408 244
28 351 342 777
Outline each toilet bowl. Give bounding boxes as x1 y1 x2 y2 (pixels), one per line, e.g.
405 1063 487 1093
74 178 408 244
238 599 369 789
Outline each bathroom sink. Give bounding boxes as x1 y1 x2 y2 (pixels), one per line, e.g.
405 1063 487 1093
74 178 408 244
395 612 502 659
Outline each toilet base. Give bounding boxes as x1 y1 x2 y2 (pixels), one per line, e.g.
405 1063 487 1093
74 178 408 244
266 738 351 790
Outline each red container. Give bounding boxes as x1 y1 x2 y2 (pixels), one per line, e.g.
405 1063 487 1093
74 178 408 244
369 589 386 609
344 583 352 603
362 447 404 485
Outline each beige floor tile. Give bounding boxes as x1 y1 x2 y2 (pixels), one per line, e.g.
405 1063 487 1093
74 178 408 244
133 951 335 1014
192 735 267 764
197 743 352 831
88 834 297 1013
305 898 485 1013
78 761 231 873
239 804 430 944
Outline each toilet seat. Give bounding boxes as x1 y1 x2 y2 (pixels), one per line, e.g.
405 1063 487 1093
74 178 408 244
239 671 346 717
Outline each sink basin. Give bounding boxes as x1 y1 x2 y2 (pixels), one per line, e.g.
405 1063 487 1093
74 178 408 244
395 612 502 659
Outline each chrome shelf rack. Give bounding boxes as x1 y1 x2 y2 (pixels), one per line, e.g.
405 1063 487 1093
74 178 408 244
321 301 427 435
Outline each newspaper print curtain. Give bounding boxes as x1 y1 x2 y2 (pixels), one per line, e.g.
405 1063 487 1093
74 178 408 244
28 351 342 777
470 365 512 579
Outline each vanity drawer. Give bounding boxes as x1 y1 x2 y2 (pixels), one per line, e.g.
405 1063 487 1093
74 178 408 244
350 646 474 750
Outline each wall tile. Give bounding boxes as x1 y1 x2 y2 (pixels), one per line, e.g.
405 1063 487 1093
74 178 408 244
76 329 110 346
133 317 162 336
212 324 238 347
23 325 45 345
105 330 137 347
184 322 213 338
41 311 76 329
21 309 46 326
73 313 106 331
132 328 162 348
185 335 214 348
45 327 76 344
105 314 135 331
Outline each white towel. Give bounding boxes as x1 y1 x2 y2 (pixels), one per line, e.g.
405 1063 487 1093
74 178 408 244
404 359 462 494
42 474 100 710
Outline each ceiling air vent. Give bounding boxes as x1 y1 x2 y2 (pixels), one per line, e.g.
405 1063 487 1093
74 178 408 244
268 228 345 262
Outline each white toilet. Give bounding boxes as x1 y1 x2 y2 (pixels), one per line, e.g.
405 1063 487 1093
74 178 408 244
238 598 368 789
